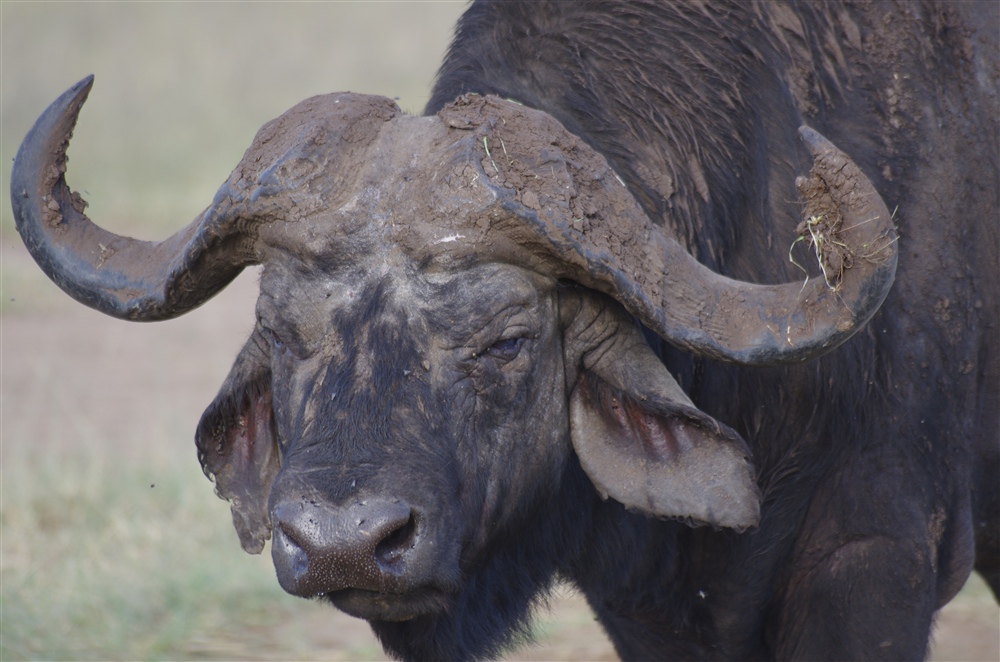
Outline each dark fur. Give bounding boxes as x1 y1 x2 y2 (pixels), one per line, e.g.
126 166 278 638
415 1 999 659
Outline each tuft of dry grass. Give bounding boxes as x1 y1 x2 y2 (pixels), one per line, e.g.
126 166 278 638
789 210 898 292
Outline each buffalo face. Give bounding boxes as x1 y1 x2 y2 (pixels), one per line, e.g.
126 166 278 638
242 259 571 621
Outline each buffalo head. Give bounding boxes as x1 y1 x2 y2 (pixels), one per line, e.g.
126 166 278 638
12 77 896 639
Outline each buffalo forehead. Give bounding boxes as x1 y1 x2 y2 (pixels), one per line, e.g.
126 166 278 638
255 110 501 262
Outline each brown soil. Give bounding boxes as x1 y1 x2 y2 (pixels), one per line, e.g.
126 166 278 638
2 239 996 660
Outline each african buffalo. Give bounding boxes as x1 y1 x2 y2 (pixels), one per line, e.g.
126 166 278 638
11 1 998 660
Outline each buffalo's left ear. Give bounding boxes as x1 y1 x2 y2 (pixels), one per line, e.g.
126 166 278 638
563 292 761 530
196 333 279 554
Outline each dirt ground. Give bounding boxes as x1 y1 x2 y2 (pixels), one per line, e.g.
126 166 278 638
3 238 997 660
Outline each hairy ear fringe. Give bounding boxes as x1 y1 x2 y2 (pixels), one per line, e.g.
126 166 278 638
196 370 279 554
571 371 761 531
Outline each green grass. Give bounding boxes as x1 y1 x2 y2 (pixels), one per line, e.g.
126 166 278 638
0 412 390 660
1 437 284 660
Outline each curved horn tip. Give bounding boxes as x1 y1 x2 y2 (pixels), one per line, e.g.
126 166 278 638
12 75 95 203
66 75 95 119
40 74 95 138
70 74 95 95
57 74 95 128
797 125 837 158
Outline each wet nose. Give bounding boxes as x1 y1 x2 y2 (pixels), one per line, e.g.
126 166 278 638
271 497 419 597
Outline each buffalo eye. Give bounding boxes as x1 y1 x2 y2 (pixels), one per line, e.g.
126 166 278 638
482 336 526 362
261 325 286 352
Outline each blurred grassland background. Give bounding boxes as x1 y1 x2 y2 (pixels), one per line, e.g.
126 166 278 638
1 2 997 661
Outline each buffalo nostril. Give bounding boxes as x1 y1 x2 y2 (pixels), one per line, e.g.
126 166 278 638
277 522 310 581
374 512 418 570
271 515 322 597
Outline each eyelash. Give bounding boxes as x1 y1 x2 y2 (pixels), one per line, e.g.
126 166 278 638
476 336 526 362
260 322 304 358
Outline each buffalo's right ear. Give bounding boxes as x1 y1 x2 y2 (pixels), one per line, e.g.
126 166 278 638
196 332 278 554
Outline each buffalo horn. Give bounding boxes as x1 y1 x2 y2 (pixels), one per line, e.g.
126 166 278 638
459 97 898 365
590 127 899 365
11 76 254 321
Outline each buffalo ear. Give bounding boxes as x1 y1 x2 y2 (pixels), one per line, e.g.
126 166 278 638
196 337 278 554
567 316 760 530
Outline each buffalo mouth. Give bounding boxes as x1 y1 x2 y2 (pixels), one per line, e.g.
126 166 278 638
323 586 454 622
